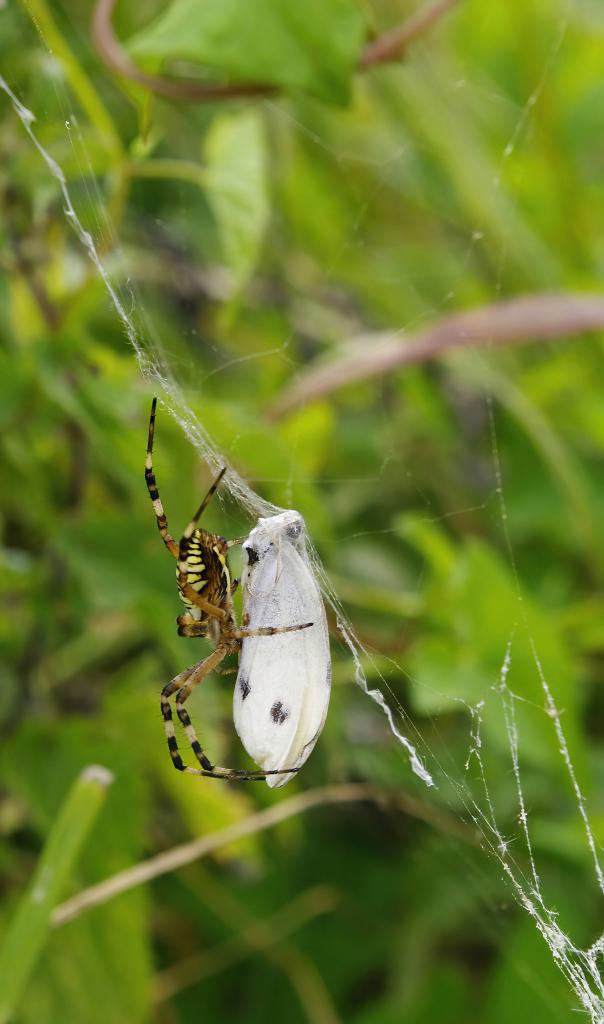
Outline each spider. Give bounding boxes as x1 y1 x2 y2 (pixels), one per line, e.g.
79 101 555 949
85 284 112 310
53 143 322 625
145 398 311 781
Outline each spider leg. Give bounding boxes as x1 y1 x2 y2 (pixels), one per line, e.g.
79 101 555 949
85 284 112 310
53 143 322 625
231 622 313 640
182 466 228 542
173 646 229 772
178 580 228 621
196 767 299 781
176 617 210 638
163 647 300 781
145 398 179 558
160 658 205 772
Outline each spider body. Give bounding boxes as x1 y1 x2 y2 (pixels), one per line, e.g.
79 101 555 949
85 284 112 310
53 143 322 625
176 530 229 629
145 398 311 781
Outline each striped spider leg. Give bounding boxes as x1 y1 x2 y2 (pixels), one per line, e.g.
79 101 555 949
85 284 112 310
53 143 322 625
145 398 312 781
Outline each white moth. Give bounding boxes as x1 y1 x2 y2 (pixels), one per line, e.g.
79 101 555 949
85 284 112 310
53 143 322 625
234 510 331 788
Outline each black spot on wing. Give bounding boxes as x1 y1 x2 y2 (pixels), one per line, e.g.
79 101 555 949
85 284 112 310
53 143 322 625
270 701 289 725
239 677 251 701
245 546 259 565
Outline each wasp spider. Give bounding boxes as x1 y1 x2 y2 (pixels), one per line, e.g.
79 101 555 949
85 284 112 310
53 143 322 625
145 398 311 781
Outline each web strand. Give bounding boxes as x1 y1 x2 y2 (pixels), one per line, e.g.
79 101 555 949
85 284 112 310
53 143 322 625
3 1 604 1012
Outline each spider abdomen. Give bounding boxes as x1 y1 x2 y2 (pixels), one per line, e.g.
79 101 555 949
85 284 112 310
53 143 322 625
176 533 207 607
177 529 230 616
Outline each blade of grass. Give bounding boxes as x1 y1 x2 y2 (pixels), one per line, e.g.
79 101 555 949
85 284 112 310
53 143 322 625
0 764 114 1024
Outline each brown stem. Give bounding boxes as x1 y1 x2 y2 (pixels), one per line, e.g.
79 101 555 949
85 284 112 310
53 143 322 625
269 292 604 419
92 0 275 100
92 0 269 100
92 0 458 103
359 0 459 67
51 782 475 927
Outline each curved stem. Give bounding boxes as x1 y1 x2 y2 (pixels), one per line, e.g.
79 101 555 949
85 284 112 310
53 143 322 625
20 0 123 162
360 0 459 67
268 292 604 419
92 0 276 101
51 782 475 927
91 0 459 104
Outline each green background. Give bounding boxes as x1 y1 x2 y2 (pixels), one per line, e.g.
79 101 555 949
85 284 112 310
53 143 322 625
1 0 603 1021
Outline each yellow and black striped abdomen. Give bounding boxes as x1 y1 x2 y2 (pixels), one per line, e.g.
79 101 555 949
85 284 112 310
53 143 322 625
176 530 229 615
177 531 208 610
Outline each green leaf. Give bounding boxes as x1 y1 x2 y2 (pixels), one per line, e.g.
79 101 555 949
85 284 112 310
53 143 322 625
406 539 582 773
0 766 114 1024
128 0 366 103
204 110 270 295
395 513 457 579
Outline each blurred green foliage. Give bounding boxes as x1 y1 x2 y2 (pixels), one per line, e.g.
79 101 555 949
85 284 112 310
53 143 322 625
1 0 604 1021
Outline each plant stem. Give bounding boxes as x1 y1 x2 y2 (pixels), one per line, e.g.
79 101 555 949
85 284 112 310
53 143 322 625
123 158 207 188
52 782 476 928
269 292 604 418
20 0 123 163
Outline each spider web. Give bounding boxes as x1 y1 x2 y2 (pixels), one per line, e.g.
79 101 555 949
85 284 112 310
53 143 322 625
2 0 604 1017
0 71 434 790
